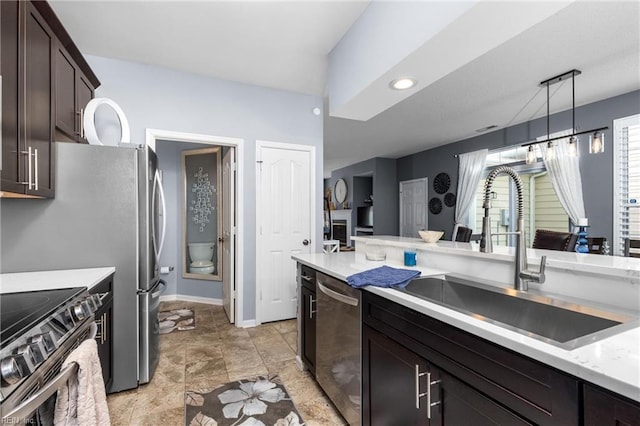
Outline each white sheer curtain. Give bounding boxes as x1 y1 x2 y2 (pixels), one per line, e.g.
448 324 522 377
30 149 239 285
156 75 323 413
540 132 586 226
454 149 488 236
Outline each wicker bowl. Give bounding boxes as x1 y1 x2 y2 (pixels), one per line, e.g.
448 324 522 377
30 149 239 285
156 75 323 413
418 230 444 243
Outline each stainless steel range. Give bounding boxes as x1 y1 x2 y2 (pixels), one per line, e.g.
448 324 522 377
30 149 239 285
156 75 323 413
0 287 101 423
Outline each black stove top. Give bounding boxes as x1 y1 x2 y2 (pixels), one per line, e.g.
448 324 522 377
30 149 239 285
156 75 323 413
0 287 86 347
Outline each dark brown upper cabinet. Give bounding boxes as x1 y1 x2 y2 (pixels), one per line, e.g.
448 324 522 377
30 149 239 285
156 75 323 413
55 43 96 143
1 1 100 198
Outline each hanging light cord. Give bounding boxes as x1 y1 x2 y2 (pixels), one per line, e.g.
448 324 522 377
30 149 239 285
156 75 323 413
504 81 566 129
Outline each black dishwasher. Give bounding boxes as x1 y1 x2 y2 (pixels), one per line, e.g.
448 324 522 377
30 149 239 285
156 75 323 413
316 272 361 426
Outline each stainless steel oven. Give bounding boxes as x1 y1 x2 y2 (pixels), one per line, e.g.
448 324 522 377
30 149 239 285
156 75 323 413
0 288 101 424
316 272 361 425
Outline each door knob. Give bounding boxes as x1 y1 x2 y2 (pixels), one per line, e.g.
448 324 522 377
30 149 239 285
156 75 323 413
218 237 225 243
302 239 310 246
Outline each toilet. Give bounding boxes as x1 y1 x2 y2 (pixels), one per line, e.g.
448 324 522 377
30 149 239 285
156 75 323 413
188 242 215 274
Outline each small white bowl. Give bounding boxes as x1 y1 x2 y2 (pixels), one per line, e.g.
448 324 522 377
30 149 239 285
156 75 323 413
419 230 444 243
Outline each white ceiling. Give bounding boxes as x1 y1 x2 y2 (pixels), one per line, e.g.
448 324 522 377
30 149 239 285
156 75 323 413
49 1 640 176
49 0 370 96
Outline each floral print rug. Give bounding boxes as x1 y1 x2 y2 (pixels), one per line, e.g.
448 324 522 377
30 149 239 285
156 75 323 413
159 309 196 334
185 374 304 426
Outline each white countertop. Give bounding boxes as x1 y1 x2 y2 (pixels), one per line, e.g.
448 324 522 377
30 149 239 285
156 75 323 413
0 267 116 294
293 252 640 402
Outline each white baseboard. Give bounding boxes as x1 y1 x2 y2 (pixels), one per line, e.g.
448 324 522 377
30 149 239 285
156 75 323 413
239 319 257 328
295 356 306 372
159 294 223 306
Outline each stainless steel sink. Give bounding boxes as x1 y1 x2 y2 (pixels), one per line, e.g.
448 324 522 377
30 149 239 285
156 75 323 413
399 275 639 349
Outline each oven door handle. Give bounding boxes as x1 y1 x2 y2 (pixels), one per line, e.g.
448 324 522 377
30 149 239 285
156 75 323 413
1 322 98 423
317 281 359 306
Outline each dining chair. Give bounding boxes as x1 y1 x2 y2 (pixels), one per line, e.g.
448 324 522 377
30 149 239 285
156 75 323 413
532 229 577 251
624 238 640 258
454 226 473 243
586 237 606 255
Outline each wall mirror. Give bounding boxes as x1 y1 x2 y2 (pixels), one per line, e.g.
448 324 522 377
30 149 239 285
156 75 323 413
182 147 222 280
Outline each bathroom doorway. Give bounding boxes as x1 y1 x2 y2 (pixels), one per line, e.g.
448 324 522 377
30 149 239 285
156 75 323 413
147 129 243 325
182 147 222 281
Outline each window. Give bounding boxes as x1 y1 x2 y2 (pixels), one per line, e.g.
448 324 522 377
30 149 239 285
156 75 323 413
613 114 640 255
469 145 569 248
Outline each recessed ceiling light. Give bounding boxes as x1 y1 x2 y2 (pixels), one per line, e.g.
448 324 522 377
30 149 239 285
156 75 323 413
389 77 417 90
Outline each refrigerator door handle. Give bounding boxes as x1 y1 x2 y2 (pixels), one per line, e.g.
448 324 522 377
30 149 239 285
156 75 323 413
156 170 167 259
151 170 167 261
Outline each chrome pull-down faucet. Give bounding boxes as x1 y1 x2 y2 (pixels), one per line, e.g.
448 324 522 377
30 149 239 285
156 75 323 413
479 166 546 291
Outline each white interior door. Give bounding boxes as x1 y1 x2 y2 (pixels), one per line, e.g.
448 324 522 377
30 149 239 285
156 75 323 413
400 178 428 237
222 148 235 323
257 143 312 323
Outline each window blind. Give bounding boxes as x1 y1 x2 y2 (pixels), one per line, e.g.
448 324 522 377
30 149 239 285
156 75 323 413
614 115 640 255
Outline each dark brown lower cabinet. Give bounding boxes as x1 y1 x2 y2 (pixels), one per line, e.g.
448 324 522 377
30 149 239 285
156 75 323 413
363 325 532 425
363 291 580 425
363 325 428 425
89 274 114 392
300 265 316 375
584 384 640 426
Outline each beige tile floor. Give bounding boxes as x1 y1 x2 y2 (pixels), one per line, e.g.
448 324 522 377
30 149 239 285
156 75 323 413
107 301 346 425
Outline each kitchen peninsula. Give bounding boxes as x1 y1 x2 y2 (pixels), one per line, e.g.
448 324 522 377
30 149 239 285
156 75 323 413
294 236 640 425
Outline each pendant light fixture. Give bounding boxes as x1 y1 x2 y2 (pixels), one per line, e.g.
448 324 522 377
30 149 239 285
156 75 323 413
546 141 556 160
568 136 578 156
522 69 608 156
589 131 605 153
525 145 536 164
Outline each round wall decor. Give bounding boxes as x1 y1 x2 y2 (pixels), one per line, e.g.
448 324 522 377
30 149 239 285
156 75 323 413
444 192 456 207
433 172 451 194
334 178 348 204
429 197 442 215
83 97 131 146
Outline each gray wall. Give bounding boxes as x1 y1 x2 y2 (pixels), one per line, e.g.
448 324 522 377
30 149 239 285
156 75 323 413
397 90 640 241
1 55 324 324
156 140 223 299
326 157 398 236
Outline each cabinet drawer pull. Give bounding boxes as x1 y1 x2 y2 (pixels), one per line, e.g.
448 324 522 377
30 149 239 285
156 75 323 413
415 365 428 410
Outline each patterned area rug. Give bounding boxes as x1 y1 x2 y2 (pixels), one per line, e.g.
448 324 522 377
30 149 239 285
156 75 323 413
185 374 305 426
159 308 196 334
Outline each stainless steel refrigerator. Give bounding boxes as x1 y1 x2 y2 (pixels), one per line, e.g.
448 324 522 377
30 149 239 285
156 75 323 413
0 142 167 391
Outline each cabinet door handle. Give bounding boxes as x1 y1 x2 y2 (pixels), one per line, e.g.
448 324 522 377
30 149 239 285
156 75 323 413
95 315 103 341
33 148 38 191
415 365 428 410
80 108 84 139
309 296 316 319
301 275 313 283
102 312 107 345
26 146 33 189
426 372 441 419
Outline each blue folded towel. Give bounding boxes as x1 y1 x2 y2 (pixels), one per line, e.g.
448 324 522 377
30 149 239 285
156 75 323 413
346 265 421 289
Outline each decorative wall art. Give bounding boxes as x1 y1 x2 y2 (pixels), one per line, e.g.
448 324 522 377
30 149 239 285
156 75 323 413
429 197 443 215
433 172 451 194
190 167 216 232
444 192 457 208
